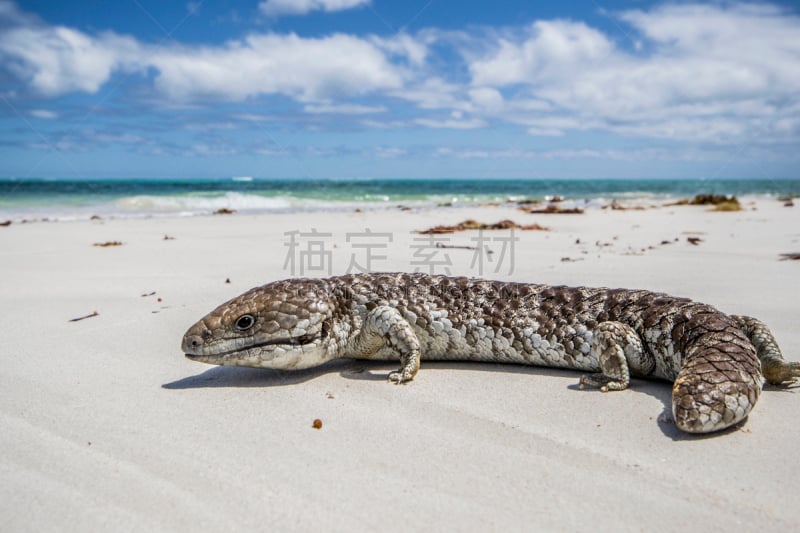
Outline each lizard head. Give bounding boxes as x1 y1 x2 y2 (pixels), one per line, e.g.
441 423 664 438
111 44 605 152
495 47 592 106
181 279 334 370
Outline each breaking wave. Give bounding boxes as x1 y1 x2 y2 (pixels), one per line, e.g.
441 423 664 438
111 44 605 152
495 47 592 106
115 192 295 213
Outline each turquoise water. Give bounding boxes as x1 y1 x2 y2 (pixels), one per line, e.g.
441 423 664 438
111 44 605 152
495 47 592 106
1 178 798 220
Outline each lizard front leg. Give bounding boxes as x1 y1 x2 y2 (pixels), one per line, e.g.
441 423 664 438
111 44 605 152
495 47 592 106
579 321 652 392
353 306 422 384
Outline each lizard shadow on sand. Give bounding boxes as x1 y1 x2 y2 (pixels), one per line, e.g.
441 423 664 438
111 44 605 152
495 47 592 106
565 378 694 441
567 378 760 441
162 359 367 390
162 360 784 440
163 359 465 390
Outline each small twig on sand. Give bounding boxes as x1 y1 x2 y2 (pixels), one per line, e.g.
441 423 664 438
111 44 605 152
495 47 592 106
435 242 493 253
69 311 99 322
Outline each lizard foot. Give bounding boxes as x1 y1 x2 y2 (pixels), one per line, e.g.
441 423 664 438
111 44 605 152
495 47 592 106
762 360 800 385
388 369 414 384
578 321 641 393
579 373 627 392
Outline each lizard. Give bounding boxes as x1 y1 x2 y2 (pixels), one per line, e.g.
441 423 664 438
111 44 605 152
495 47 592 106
181 272 799 434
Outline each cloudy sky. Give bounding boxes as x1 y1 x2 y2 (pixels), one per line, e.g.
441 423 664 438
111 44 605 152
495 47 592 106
1 0 799 180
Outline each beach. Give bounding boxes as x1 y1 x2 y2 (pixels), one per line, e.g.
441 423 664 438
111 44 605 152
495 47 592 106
1 197 799 531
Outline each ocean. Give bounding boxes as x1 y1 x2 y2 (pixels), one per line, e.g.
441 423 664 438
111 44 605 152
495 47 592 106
1 178 798 222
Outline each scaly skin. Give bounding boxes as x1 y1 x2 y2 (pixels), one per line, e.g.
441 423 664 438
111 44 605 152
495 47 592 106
181 273 799 434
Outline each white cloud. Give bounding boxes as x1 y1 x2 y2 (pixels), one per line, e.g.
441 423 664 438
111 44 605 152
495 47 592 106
259 0 369 17
468 87 504 113
29 108 58 119
464 4 800 144
189 143 238 156
414 116 486 129
374 146 406 158
234 113 277 122
434 146 708 162
392 78 464 110
0 12 404 102
1 1 799 150
150 33 403 102
0 0 36 24
0 26 141 96
499 115 588 137
304 103 387 114
527 127 563 137
470 20 614 87
360 118 408 129
85 130 146 144
371 33 427 66
183 121 238 131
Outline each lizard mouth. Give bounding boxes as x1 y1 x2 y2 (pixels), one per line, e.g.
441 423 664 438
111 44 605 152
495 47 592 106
183 334 319 359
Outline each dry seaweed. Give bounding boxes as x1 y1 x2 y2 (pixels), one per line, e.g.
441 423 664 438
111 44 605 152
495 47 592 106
93 241 123 247
779 253 800 261
669 194 740 208
691 194 737 205
709 201 742 212
418 219 550 234
519 204 584 214
214 208 236 215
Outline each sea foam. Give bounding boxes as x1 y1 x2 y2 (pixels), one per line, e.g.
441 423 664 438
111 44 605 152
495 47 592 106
115 192 294 213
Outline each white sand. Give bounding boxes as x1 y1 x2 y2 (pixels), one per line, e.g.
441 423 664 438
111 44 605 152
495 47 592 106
1 198 799 531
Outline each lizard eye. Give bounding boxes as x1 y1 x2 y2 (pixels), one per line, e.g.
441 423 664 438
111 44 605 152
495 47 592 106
234 314 255 331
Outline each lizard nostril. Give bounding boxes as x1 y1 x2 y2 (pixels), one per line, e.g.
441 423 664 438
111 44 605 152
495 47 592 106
182 334 206 355
202 329 212 339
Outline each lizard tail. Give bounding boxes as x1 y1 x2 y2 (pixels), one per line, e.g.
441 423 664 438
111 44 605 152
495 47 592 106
671 326 763 433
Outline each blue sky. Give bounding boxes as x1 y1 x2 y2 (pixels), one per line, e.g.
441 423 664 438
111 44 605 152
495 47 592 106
1 0 799 180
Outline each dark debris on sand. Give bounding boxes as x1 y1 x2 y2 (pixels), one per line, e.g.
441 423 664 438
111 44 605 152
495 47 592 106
518 204 584 215
418 219 550 234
